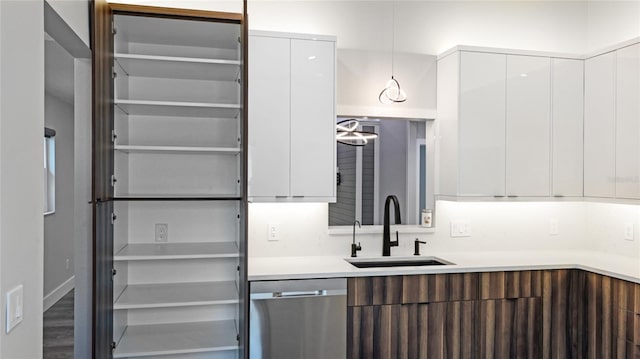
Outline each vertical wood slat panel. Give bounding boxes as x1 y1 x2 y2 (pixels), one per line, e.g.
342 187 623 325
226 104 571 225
585 272 617 359
569 270 587 359
402 273 479 303
477 299 496 358
521 297 542 359
480 270 542 300
480 272 506 300
347 302 479 359
586 272 599 359
475 298 541 359
542 269 586 359
347 306 375 359
348 276 403 306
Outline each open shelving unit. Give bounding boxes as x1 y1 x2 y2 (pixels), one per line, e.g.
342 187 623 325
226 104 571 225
108 9 246 359
114 281 239 309
114 242 240 261
113 320 239 358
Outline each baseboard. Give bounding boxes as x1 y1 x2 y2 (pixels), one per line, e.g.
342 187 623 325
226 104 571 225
43 276 74 312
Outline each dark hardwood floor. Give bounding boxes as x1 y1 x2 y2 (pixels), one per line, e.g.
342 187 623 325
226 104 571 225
43 290 74 359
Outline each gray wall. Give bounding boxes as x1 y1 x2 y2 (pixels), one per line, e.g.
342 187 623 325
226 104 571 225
329 144 356 226
44 93 75 297
378 120 408 223
0 1 45 356
406 121 426 224
361 127 375 225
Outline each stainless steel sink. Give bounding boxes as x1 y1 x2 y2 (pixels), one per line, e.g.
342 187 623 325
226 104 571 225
346 256 454 268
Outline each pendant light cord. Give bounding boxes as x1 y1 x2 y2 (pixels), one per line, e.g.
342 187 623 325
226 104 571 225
391 0 395 78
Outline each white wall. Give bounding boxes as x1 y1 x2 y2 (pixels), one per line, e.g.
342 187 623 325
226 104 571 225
44 94 75 303
337 50 437 119
45 0 90 47
107 0 243 13
247 1 587 55
584 202 640 259
103 0 640 56
73 57 92 359
587 0 640 52
248 201 587 257
0 1 45 358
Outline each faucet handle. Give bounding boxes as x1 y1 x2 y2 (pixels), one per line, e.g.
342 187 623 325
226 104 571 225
351 242 362 257
414 239 427 256
390 231 399 247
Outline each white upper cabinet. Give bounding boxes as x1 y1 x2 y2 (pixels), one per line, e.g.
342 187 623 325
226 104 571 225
248 35 290 197
505 55 551 196
290 39 336 198
615 43 640 199
437 47 585 199
584 52 616 198
551 58 584 197
248 32 336 201
458 51 507 196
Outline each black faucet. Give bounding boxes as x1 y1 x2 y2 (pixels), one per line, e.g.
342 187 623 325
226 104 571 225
351 220 362 257
382 195 401 256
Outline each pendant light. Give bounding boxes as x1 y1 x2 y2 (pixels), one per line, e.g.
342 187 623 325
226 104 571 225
378 0 407 104
336 119 378 147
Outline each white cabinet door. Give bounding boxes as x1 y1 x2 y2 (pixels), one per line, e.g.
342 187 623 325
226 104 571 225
584 52 616 198
290 39 335 198
615 43 640 199
551 58 584 197
458 51 506 196
248 36 291 197
506 55 551 196
436 52 460 197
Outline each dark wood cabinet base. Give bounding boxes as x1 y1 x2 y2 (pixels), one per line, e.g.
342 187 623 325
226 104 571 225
347 270 640 359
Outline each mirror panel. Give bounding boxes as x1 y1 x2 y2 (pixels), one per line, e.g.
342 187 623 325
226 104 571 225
329 117 435 227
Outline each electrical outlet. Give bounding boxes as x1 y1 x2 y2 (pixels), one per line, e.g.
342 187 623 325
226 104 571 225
155 223 168 242
549 219 559 236
624 222 634 241
450 221 471 237
268 223 279 241
6 284 23 333
65 259 70 270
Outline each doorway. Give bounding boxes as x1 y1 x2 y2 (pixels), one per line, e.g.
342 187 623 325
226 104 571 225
43 3 92 358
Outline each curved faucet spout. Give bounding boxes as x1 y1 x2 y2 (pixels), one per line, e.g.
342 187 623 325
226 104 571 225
382 195 401 256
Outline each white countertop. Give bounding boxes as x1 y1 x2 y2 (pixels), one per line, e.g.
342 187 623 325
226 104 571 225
248 250 640 283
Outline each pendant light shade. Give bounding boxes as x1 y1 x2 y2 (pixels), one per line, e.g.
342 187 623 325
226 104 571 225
336 119 378 147
379 0 407 104
379 76 407 104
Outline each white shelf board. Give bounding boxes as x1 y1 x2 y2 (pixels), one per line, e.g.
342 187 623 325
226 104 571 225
114 281 239 309
115 14 240 51
114 145 241 154
115 99 240 118
115 53 241 81
113 320 238 358
113 193 241 201
114 242 239 261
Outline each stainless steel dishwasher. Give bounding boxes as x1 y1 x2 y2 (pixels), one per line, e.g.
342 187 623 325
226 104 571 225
249 278 347 359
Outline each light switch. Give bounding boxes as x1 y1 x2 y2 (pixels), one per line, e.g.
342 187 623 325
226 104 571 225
624 222 634 241
6 284 23 333
450 221 471 237
268 223 279 241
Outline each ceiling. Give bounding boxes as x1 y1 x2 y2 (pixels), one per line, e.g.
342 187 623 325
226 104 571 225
45 33 74 104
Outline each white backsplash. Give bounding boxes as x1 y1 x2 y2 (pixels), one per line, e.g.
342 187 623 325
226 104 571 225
584 201 640 258
248 200 601 258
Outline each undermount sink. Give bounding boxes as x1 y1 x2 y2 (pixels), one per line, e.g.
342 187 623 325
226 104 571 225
346 256 454 268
